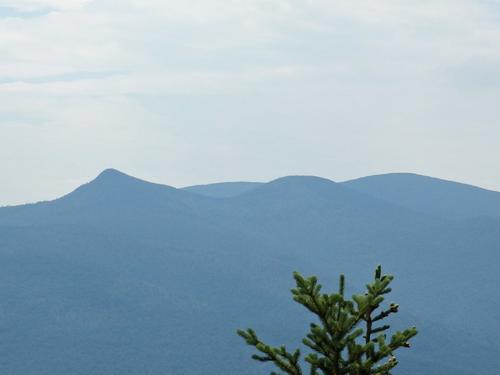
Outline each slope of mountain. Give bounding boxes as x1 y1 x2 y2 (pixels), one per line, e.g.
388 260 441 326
0 168 208 223
343 172 500 220
0 170 498 375
182 181 262 198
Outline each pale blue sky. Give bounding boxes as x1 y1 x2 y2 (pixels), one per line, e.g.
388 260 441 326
1 0 500 205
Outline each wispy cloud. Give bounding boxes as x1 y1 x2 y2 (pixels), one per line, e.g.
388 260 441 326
1 0 500 204
0 0 90 12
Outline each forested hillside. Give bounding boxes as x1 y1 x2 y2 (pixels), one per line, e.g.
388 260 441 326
0 169 498 375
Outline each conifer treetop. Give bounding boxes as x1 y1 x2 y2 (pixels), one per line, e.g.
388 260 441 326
238 265 417 375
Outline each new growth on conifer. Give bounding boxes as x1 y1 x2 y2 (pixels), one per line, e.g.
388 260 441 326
237 265 417 375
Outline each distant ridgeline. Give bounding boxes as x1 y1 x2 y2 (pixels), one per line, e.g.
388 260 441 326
0 168 499 375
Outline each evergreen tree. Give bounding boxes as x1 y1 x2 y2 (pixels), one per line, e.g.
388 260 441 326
238 266 417 375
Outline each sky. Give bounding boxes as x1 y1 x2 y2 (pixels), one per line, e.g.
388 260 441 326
1 0 500 205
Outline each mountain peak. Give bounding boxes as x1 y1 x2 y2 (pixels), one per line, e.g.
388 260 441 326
95 168 131 181
267 175 337 188
63 168 178 202
238 175 341 200
343 172 500 219
87 168 153 189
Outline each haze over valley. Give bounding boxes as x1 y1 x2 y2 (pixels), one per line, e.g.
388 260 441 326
0 169 498 374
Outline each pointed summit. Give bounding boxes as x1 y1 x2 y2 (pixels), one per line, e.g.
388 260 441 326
94 168 134 182
86 168 163 191
62 168 179 205
98 168 126 177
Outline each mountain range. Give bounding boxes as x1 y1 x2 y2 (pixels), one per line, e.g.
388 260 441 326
0 169 498 375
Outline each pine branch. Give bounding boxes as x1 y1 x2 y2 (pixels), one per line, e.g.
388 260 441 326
372 304 399 322
237 329 303 375
237 266 418 375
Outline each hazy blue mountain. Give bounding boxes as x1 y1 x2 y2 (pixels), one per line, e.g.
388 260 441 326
0 169 498 375
343 172 500 220
182 181 262 198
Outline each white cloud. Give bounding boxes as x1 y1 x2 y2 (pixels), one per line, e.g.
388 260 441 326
0 0 90 11
1 0 500 204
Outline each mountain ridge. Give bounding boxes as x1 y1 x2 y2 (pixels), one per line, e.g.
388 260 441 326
343 172 500 219
0 168 499 374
